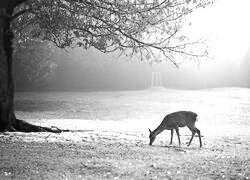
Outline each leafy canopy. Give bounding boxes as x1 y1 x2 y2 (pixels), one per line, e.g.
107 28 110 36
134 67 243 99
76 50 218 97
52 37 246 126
12 0 212 66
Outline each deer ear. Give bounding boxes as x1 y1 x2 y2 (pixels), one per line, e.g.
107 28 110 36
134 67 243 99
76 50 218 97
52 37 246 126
148 128 152 133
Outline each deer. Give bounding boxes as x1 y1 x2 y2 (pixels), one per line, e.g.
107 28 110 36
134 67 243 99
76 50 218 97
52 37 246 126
148 111 202 147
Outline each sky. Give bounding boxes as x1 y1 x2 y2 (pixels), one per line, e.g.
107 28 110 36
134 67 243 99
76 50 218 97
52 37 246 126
17 0 250 91
184 0 250 88
189 0 250 61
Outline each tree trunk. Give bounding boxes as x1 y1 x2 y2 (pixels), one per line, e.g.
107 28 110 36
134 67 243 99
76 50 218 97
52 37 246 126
0 8 12 131
0 7 61 133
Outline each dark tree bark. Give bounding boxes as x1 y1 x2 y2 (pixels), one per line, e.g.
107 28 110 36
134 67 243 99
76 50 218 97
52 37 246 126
0 3 13 131
0 1 61 133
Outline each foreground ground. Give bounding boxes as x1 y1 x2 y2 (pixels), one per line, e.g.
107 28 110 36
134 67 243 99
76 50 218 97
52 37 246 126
0 88 250 179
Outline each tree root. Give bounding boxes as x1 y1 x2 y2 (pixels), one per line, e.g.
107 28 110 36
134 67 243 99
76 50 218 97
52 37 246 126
2 118 93 133
7 118 63 133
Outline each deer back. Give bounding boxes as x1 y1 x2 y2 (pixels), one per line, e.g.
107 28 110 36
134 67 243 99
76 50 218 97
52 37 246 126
163 111 197 128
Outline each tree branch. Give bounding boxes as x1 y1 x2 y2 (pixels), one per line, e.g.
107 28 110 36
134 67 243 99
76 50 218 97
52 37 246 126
11 8 31 21
11 0 28 9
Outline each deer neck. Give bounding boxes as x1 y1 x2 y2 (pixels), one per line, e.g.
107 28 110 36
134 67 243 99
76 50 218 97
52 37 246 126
153 124 165 136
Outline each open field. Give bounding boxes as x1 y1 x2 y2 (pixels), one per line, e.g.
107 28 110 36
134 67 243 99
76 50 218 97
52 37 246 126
0 88 250 179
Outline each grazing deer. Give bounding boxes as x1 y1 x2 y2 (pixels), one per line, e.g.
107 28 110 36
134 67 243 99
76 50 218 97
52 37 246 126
148 111 202 147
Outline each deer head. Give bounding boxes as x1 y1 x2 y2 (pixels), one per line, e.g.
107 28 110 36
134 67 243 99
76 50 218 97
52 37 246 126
148 128 156 145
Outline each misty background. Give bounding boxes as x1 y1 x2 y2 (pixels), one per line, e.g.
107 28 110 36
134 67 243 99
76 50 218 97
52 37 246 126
14 0 250 91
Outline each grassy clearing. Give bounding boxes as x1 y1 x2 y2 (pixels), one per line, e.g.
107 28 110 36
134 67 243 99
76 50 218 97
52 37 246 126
0 88 249 179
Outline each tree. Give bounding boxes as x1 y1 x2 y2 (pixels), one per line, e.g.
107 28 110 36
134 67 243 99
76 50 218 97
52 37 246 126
0 0 212 132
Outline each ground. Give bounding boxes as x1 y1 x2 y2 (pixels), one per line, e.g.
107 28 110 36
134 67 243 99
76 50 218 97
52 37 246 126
0 87 250 179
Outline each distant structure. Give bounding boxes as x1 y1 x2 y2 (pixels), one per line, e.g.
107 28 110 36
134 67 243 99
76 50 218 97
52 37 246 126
151 71 162 87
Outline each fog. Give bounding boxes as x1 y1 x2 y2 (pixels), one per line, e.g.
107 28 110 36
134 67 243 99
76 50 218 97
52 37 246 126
17 0 250 91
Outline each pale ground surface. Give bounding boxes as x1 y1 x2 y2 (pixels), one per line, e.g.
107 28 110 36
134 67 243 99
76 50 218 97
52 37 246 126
0 87 250 179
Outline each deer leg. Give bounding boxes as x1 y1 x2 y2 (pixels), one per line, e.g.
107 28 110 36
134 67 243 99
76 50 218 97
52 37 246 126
188 125 202 147
188 130 195 146
174 127 181 147
169 129 174 145
195 128 202 147
187 125 196 146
